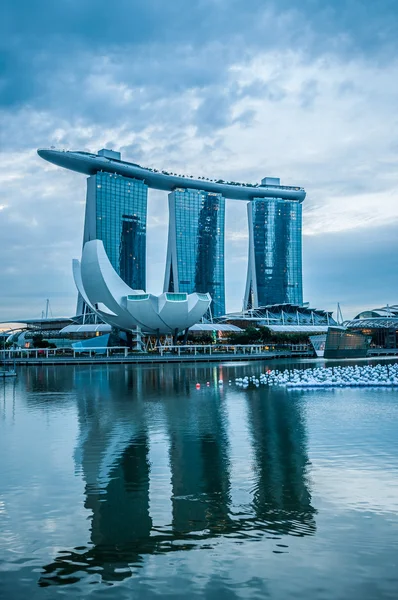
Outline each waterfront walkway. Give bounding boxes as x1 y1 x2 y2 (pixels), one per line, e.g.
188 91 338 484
0 344 312 365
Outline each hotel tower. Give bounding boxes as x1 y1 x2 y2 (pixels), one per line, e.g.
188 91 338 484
38 149 305 317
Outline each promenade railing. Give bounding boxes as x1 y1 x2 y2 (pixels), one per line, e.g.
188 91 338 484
0 344 312 361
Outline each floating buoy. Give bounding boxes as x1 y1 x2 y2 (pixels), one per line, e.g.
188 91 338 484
233 363 398 390
196 383 201 389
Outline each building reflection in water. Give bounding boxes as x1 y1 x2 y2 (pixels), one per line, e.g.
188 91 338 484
164 365 232 536
36 363 316 587
245 387 316 536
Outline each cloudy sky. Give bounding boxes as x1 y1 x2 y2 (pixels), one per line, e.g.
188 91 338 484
1 0 397 322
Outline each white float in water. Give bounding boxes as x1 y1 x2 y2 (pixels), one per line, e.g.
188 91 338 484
234 364 398 390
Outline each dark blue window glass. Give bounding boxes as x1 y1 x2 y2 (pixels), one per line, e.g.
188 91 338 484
95 172 148 290
251 198 303 306
170 189 225 318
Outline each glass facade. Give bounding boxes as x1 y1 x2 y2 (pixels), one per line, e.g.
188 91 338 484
93 172 148 290
324 327 369 359
166 189 225 318
246 198 303 308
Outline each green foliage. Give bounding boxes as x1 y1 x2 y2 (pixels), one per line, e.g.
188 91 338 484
186 332 213 344
32 334 52 349
228 326 262 345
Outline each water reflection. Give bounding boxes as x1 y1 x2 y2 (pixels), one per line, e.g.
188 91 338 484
245 388 315 535
25 364 316 586
164 368 232 536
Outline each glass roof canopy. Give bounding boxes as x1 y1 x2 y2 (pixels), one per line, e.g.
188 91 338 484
344 305 398 329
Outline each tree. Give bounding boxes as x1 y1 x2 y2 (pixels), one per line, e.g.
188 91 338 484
186 332 213 344
229 326 310 346
32 334 51 349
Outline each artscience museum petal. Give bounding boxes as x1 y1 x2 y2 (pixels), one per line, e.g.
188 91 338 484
74 240 211 335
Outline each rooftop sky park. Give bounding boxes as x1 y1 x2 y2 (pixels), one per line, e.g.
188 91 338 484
37 148 306 202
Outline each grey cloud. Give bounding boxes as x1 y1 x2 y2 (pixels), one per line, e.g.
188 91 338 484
1 0 396 163
194 89 237 132
232 109 256 128
239 81 287 103
303 223 398 317
2 0 397 115
299 79 319 109
336 80 357 97
1 0 397 320
0 159 85 318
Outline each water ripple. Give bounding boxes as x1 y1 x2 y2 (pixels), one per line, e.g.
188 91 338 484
0 362 397 599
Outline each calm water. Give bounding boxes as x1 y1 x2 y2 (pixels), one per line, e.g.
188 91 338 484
0 360 397 599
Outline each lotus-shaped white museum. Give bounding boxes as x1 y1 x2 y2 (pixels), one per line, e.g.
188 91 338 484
73 240 212 335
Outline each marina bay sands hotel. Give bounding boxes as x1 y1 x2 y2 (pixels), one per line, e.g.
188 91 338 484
38 148 306 318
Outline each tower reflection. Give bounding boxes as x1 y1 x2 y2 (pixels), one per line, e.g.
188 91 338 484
36 364 315 586
245 387 316 536
40 366 152 585
164 365 231 535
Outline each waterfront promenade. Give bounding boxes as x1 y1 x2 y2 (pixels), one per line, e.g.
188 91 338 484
0 344 312 365
2 344 397 366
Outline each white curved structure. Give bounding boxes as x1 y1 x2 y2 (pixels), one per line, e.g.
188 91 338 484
74 240 211 334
